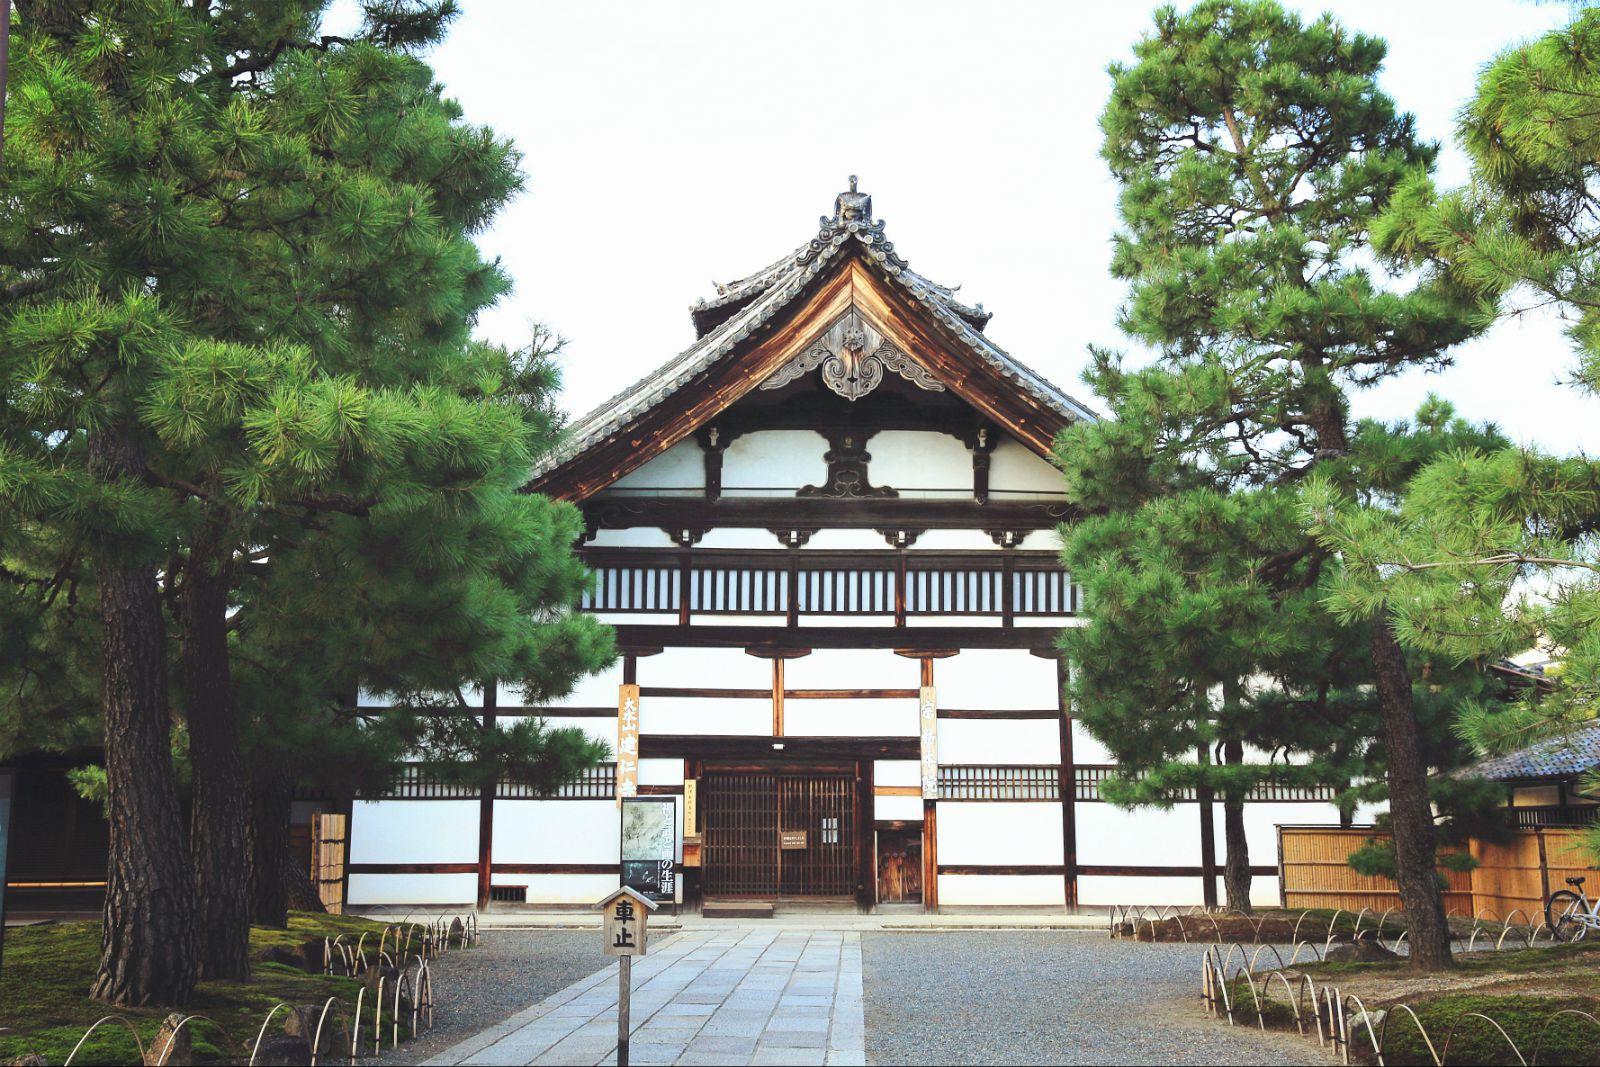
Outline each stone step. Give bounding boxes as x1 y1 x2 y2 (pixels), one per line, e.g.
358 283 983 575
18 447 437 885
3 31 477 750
702 899 777 919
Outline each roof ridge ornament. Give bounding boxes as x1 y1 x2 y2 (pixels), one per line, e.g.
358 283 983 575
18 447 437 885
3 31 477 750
760 307 944 401
833 174 872 224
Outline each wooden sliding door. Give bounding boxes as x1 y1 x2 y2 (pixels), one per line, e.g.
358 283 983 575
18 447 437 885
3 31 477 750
702 769 855 898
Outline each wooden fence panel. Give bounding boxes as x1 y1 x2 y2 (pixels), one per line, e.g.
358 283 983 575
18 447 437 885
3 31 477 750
1280 825 1594 918
313 812 347 915
1278 826 1473 913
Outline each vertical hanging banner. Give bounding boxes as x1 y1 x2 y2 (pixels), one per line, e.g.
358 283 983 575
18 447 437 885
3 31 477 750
919 686 939 799
617 684 640 807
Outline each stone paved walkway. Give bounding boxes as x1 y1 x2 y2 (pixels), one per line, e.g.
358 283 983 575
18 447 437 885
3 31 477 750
423 929 865 1066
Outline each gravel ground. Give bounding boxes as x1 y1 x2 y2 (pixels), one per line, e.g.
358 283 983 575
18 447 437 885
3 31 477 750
370 930 609 1065
861 930 1324 1066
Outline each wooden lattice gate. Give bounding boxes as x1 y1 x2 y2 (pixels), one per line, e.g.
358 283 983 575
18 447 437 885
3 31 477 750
312 812 347 915
703 771 854 898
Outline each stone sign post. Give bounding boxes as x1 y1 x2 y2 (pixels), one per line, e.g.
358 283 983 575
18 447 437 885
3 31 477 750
598 885 657 1067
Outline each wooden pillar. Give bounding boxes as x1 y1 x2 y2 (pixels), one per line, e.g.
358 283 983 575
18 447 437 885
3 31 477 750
476 679 498 912
1054 656 1078 909
920 656 938 912
855 759 874 911
1197 743 1218 908
772 659 785 737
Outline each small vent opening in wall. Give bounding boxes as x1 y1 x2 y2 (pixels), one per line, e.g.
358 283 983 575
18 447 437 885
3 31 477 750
489 884 527 903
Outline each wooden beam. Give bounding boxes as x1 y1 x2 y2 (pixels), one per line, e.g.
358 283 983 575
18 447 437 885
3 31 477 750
874 785 921 797
611 624 1061 653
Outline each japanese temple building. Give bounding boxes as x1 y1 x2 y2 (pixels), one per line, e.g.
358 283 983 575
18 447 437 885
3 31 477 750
343 180 1345 912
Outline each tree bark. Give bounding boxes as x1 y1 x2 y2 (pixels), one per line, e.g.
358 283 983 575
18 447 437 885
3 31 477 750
181 548 252 980
88 429 199 1007
1221 737 1252 914
1370 615 1454 970
249 771 295 928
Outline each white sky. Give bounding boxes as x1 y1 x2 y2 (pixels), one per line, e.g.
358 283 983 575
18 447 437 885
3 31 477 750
342 1 1592 452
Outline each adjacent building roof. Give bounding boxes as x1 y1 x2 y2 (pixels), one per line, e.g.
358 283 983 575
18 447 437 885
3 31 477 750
1459 720 1600 783
529 178 1098 487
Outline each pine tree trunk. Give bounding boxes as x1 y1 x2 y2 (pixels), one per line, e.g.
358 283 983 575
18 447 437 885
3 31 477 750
249 772 294 928
181 552 252 980
87 429 199 1007
1370 615 1453 970
1221 738 1252 914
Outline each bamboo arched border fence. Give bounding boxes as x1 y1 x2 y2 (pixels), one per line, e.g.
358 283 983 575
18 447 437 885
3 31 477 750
1108 903 1564 953
43 915 477 1066
1197 931 1600 1065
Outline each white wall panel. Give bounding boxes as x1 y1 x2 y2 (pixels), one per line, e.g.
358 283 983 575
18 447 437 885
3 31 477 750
497 873 621 906
875 795 923 821
351 801 477 864
785 700 918 737
503 663 623 710
722 431 826 493
642 698 770 736
938 874 1063 907
1077 875 1205 908
875 760 919 787
349 873 474 906
1075 804 1203 867
934 650 1058 710
493 801 619 864
587 527 679 549
803 529 898 551
638 758 685 786
937 720 1060 764
1017 529 1063 552
783 649 914 690
868 431 972 497
607 439 704 494
642 647 769 689
911 530 1001 550
989 438 1067 498
938 803 1063 865
695 529 789 549
1070 721 1115 764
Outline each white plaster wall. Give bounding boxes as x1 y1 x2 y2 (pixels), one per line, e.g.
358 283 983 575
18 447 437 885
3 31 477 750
642 646 770 689
784 649 917 690
938 874 1063 907
937 719 1061 764
350 873 474 906
587 527 679 549
722 431 827 494
498 873 621 906
803 530 898 551
606 439 704 495
524 715 612 747
1017 529 1063 552
867 431 972 498
785 700 919 737
874 760 920 787
911 530 1002 551
988 438 1067 499
493 801 619 864
642 698 771 736
351 800 477 864
935 650 1058 711
1077 875 1204 907
1075 804 1203 867
501 662 623 710
938 803 1063 865
874 795 923 821
1070 721 1115 764
638 758 685 787
695 529 789 550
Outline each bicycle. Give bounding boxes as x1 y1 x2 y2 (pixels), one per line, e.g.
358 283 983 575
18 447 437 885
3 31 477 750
1545 875 1600 941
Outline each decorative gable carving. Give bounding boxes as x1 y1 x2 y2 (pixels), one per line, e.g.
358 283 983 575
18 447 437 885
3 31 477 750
760 307 944 402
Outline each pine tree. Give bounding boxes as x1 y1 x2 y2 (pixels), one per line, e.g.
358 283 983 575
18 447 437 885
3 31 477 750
1 0 611 1002
1068 0 1493 966
1311 8 1600 864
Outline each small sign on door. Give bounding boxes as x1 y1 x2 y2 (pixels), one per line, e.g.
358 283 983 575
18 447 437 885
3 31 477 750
779 830 808 850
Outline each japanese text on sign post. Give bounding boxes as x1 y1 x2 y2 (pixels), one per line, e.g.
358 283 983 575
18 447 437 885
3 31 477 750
919 685 938 800
617 684 640 806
